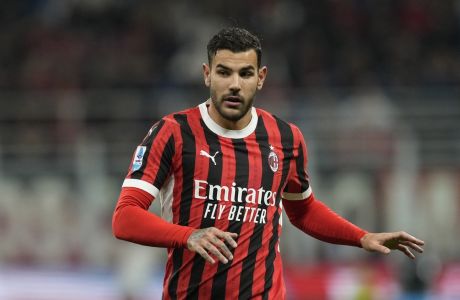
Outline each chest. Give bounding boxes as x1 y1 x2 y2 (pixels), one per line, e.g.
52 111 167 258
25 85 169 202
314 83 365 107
177 134 293 194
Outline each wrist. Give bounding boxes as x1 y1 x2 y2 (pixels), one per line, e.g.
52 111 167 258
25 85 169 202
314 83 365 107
182 227 196 248
359 231 370 248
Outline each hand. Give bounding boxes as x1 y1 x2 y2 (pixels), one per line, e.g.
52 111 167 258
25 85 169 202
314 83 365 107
187 227 238 264
360 231 425 259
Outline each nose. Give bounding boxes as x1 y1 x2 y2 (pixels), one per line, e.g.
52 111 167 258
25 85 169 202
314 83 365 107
229 73 241 93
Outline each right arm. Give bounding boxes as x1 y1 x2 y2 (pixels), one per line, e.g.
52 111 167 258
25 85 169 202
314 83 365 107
112 187 238 263
112 118 236 263
112 187 194 248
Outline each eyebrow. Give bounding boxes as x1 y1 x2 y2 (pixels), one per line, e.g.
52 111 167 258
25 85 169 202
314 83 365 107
215 64 256 71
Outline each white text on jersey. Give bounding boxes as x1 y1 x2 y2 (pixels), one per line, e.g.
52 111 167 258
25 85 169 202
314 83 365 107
194 179 277 207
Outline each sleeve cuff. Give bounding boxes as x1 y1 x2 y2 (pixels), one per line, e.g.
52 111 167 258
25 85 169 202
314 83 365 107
122 179 160 198
282 186 312 200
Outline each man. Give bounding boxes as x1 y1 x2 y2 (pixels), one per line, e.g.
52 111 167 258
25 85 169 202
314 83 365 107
112 27 424 299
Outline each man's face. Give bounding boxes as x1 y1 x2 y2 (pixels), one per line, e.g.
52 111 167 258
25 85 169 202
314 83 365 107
203 49 267 126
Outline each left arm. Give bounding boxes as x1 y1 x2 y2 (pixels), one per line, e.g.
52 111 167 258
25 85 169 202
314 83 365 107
283 195 367 247
283 196 424 258
282 124 424 258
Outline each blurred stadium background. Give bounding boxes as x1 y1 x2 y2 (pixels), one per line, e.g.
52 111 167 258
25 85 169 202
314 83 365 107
0 1 459 299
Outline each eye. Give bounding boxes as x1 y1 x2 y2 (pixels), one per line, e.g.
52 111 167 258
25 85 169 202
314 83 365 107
240 71 254 78
217 69 230 76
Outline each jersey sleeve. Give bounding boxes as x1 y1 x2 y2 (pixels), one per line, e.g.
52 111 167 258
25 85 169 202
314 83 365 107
122 118 176 198
281 125 367 246
281 125 312 201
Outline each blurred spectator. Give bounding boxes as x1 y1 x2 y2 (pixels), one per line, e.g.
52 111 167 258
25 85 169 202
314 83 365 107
1 0 459 90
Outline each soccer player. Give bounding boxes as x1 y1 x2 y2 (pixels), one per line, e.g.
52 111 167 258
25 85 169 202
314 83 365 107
112 27 424 299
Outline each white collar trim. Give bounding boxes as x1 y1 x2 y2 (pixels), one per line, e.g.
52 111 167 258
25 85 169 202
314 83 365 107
198 101 258 139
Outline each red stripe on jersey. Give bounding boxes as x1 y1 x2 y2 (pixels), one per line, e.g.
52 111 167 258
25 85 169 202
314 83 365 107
263 114 297 299
293 125 310 192
165 112 199 300
223 130 262 298
211 136 252 298
170 119 183 226
251 113 284 297
175 110 212 298
162 117 182 300
267 254 286 299
283 124 310 194
198 135 236 299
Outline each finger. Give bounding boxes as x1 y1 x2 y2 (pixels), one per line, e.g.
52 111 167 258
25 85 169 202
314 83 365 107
228 232 238 238
211 237 234 260
195 246 215 264
372 243 391 255
397 244 415 259
215 231 238 248
204 242 229 264
400 241 424 253
397 232 425 245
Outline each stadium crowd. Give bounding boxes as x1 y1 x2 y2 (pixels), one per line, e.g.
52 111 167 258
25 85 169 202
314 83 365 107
1 0 459 90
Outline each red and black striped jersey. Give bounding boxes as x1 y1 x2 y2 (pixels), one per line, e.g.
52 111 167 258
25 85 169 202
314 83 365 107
122 101 312 299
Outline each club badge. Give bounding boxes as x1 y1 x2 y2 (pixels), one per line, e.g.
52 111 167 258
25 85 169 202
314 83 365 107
268 145 279 172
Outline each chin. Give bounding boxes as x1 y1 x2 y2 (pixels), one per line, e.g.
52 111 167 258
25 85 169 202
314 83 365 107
222 112 245 122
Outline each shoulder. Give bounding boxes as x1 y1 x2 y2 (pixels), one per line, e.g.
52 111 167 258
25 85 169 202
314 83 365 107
141 106 198 142
255 107 303 138
161 106 200 127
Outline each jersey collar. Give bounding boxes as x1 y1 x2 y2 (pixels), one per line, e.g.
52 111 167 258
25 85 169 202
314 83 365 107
198 100 258 139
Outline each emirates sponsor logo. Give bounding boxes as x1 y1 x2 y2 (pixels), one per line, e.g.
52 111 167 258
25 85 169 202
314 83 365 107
194 179 277 207
193 180 278 225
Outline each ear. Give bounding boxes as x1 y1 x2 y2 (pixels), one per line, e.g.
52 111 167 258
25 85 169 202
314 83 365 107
257 66 268 90
203 63 211 87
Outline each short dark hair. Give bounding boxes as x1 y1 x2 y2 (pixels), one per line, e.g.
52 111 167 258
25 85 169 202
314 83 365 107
207 27 262 68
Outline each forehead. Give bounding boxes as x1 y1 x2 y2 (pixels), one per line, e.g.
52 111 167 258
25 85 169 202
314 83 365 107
211 49 258 69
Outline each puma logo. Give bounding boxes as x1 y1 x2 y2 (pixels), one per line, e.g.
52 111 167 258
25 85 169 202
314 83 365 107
200 150 219 166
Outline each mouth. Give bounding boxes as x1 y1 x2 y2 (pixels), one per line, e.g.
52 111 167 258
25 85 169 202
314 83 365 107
223 95 243 108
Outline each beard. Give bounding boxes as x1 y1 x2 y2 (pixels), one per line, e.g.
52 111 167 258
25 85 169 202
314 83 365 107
210 90 255 122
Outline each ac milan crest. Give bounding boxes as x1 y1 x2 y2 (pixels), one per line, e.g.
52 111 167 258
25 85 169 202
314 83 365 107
268 145 279 172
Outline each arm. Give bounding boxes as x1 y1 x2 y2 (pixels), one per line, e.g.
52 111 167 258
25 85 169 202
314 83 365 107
112 187 194 248
113 119 236 263
283 195 425 258
112 187 238 263
283 195 367 247
283 125 424 258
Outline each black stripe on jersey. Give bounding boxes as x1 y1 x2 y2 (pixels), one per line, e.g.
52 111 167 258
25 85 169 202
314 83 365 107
238 117 273 299
211 137 250 299
131 119 165 180
186 120 223 299
168 114 196 300
153 135 175 188
296 140 310 191
262 117 294 300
